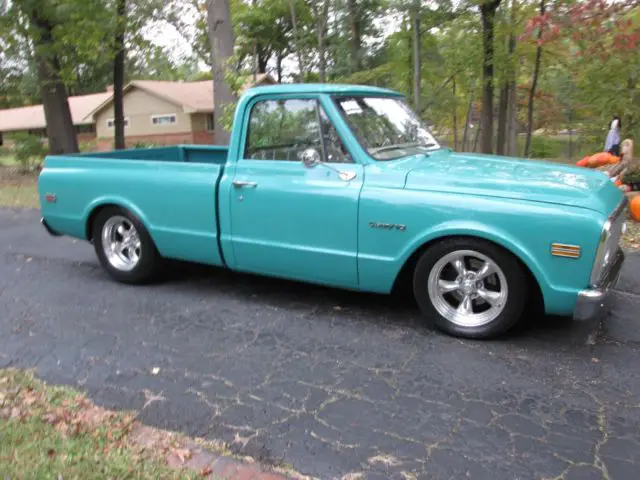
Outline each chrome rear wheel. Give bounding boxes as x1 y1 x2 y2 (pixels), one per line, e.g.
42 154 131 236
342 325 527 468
101 215 142 272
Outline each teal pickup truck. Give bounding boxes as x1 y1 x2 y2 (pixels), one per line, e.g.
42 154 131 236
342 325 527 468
38 83 627 339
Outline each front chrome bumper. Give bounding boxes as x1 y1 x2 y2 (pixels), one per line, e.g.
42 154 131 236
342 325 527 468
573 248 625 321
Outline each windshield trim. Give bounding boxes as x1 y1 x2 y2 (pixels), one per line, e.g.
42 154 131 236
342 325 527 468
330 94 441 161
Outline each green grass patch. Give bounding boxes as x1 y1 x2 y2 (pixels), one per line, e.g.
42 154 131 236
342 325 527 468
0 171 39 208
0 155 18 167
0 368 196 479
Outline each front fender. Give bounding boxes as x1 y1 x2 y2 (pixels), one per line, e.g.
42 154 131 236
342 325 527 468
357 189 603 315
396 220 551 294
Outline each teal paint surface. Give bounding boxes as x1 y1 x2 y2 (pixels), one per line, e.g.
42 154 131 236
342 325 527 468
38 84 624 317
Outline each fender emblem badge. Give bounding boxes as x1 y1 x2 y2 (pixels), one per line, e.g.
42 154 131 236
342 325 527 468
45 193 57 203
369 222 406 232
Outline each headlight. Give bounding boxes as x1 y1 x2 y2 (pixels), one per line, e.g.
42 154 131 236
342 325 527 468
589 202 626 287
590 224 611 286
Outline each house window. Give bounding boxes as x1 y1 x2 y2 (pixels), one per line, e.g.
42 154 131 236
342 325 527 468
151 114 177 126
75 124 96 134
206 114 214 132
107 118 129 128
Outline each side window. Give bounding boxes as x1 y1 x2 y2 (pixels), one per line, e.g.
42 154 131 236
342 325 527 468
245 99 322 161
318 108 352 164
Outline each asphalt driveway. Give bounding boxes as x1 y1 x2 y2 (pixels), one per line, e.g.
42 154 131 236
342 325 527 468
1 207 640 480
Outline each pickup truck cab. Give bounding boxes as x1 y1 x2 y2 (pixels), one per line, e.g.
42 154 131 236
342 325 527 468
38 83 627 339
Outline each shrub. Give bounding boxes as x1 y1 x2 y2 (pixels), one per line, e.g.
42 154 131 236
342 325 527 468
526 136 565 160
11 133 48 173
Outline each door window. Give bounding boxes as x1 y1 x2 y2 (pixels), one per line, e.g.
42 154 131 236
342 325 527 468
245 99 322 161
244 98 353 164
318 108 352 164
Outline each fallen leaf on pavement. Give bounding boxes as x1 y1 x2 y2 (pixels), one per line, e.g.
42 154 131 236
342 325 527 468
151 367 160 375
171 447 192 464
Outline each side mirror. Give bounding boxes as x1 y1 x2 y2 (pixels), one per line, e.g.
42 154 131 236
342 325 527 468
300 148 322 168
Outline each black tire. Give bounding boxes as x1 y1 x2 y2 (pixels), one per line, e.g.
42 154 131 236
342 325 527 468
412 237 528 339
92 206 162 284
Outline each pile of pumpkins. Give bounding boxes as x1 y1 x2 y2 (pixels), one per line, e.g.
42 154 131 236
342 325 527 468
576 147 640 222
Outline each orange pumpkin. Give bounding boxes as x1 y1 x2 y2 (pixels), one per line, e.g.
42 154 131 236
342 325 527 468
587 152 619 167
576 156 590 167
630 195 640 222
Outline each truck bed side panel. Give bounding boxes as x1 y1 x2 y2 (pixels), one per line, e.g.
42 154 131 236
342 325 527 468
79 145 229 165
39 156 224 267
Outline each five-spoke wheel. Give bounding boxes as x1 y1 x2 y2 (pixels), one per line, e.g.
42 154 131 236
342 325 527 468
101 216 142 272
414 238 528 339
92 207 161 284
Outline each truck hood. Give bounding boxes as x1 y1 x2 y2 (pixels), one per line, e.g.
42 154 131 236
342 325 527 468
403 150 623 215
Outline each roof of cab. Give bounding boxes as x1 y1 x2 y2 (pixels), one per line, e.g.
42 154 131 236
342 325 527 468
240 83 403 100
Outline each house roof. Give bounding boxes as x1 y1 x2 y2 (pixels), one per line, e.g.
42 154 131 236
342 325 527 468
83 73 276 121
0 92 111 133
0 73 276 133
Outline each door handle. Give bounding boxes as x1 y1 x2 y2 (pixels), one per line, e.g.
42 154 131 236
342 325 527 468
232 180 258 188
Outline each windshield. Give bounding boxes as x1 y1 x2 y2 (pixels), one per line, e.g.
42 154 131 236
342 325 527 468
333 96 440 160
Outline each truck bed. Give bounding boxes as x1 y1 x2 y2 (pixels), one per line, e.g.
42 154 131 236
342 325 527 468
80 145 228 165
39 145 228 267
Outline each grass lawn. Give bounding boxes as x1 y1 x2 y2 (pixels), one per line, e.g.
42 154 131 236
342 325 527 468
0 368 197 479
0 170 39 208
0 155 18 167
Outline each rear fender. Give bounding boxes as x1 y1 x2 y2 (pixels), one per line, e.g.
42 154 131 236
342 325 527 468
84 196 152 241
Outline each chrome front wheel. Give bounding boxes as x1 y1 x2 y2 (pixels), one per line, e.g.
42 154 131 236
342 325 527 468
413 238 528 339
427 250 508 328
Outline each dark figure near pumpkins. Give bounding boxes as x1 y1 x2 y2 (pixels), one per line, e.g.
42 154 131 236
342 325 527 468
604 116 621 156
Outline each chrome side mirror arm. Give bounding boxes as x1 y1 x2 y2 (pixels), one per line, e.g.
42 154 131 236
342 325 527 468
299 148 356 182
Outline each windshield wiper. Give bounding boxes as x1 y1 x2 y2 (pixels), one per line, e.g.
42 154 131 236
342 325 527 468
370 142 438 154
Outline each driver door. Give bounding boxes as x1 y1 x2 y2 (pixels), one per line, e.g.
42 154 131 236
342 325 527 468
229 96 363 288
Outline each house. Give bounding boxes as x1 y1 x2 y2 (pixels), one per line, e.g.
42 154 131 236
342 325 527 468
86 73 275 149
0 73 276 150
0 91 111 147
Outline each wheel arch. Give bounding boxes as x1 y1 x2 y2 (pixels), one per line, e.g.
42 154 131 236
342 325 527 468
84 198 151 242
391 229 546 310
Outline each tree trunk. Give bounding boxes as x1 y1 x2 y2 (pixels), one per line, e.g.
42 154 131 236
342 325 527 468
473 121 482 152
289 0 306 80
452 78 458 150
30 12 78 154
257 50 268 74
506 79 517 156
347 0 361 73
524 0 545 157
479 0 502 154
207 0 236 145
461 87 475 151
113 0 126 150
276 53 283 83
412 1 421 114
496 84 508 155
313 1 330 83
505 0 518 156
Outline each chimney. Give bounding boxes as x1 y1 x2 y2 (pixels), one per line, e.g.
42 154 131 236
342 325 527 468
106 85 114 92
